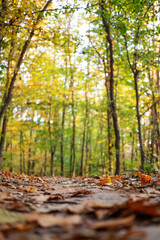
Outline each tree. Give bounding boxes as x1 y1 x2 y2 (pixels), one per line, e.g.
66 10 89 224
0 0 52 168
99 0 121 174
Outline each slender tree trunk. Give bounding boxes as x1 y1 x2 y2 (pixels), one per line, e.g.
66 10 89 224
27 129 32 175
85 107 89 176
48 117 56 177
85 64 90 176
80 124 86 176
121 131 125 171
134 72 145 169
19 131 23 173
60 57 68 176
155 69 160 162
100 117 104 173
131 131 135 164
0 114 8 169
31 137 37 175
80 81 89 176
124 22 146 169
100 2 121 174
20 131 25 173
50 146 56 177
9 130 13 172
70 73 76 177
23 149 25 174
44 149 47 175
60 103 65 176
148 71 156 163
107 110 113 173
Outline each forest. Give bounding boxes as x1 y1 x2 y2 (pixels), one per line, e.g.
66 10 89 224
0 0 159 177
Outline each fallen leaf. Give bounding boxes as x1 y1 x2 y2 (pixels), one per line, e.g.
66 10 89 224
129 200 160 217
92 215 135 230
46 194 65 201
25 212 82 229
70 189 92 197
96 176 112 185
139 173 152 186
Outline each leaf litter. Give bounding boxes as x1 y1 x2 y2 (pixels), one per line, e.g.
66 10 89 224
0 171 160 239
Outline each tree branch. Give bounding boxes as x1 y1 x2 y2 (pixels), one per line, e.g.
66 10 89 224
140 98 160 118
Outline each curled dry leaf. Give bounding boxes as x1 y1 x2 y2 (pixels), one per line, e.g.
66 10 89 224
25 212 82 229
70 188 92 198
67 205 90 214
84 200 114 209
129 200 160 217
46 194 65 201
92 215 135 230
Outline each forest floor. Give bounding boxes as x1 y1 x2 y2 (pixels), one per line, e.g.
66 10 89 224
0 171 160 240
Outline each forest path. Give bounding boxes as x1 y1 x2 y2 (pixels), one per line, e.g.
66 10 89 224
0 172 160 240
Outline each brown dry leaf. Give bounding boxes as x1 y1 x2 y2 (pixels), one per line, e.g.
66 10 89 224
67 205 90 214
129 200 160 217
46 194 65 201
70 188 92 197
92 215 135 230
25 212 82 229
85 200 114 209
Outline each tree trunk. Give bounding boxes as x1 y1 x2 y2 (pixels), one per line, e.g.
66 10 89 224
124 22 146 169
100 2 121 175
50 147 56 177
70 73 76 177
19 131 23 173
80 124 86 176
9 130 13 172
131 131 135 164
27 129 32 175
121 131 125 171
155 69 160 162
23 150 25 173
60 57 68 176
0 114 8 169
134 72 145 169
44 150 47 175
